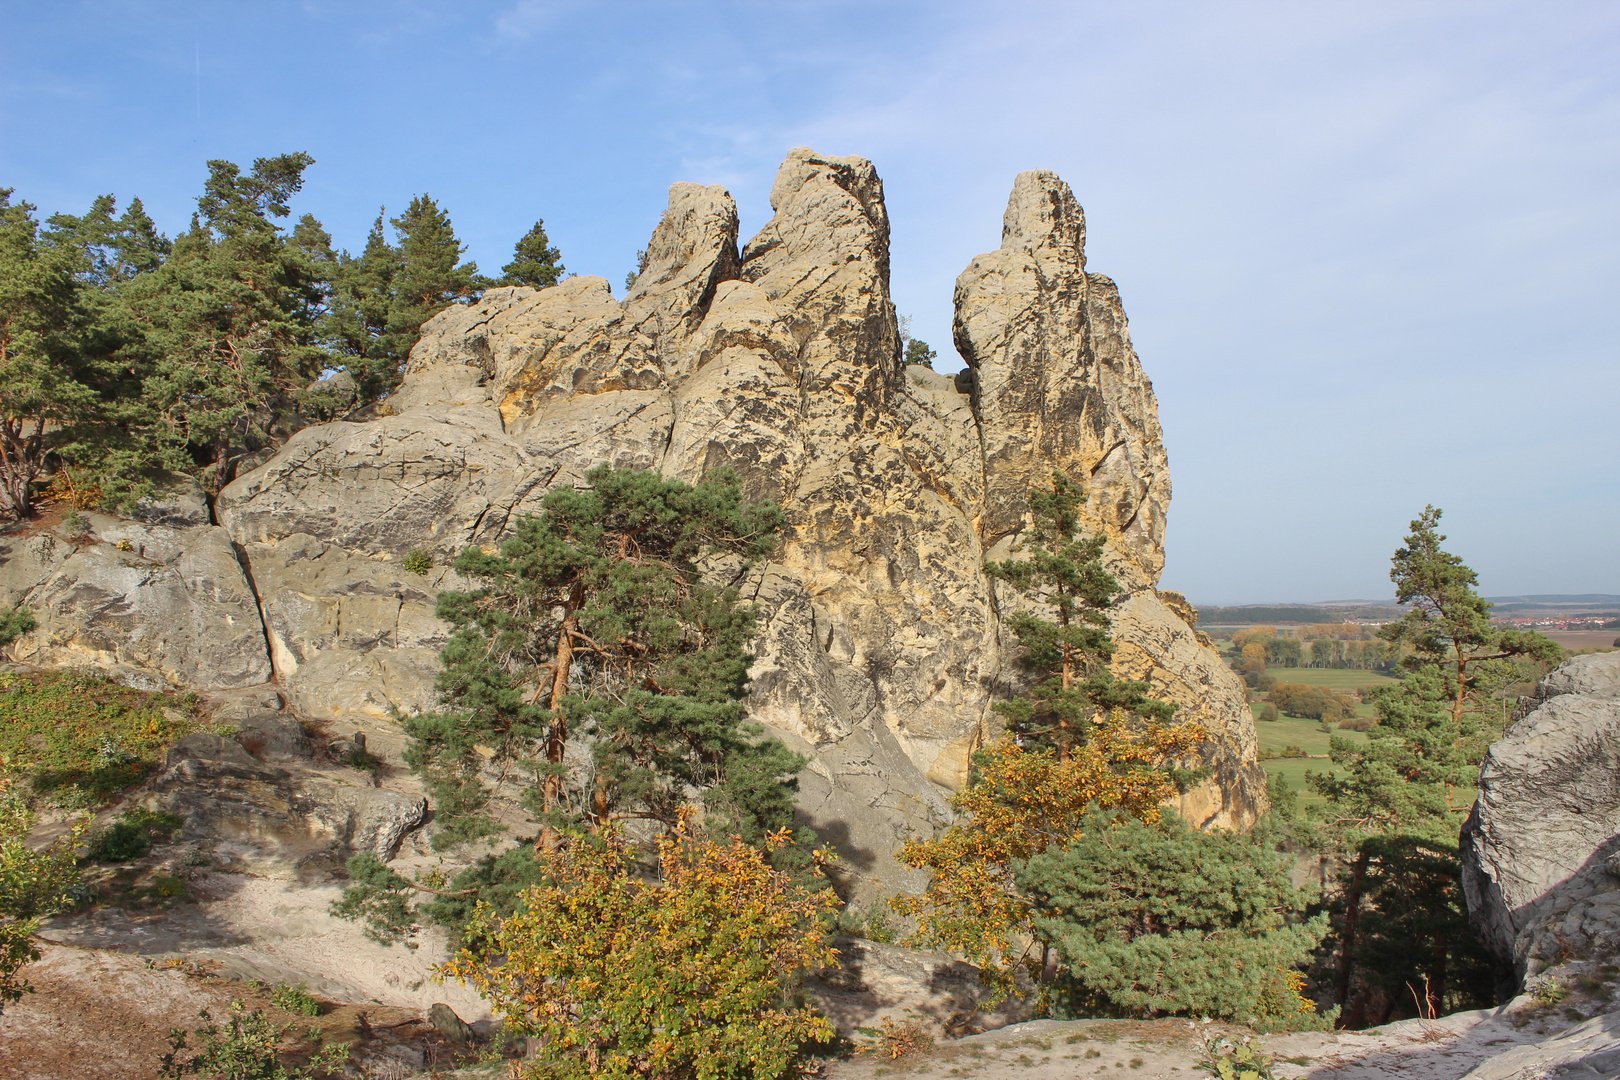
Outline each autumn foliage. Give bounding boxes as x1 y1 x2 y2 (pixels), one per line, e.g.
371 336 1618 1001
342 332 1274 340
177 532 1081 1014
893 708 1205 996
440 819 838 1080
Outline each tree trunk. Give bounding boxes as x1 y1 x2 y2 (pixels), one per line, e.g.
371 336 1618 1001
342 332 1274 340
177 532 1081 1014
0 418 36 520
539 581 584 850
1429 933 1448 1018
1057 603 1072 762
1335 848 1370 1024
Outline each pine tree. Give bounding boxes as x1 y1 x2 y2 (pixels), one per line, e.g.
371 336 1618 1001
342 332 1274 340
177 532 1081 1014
323 211 403 401
113 153 331 490
1308 506 1559 1024
384 195 484 379
43 194 170 290
334 466 804 947
904 338 936 368
985 471 1173 761
895 475 1208 1000
500 219 564 289
32 194 175 508
403 464 791 848
0 191 97 518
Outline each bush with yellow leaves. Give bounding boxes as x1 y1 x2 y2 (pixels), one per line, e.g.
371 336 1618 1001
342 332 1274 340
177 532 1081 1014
441 819 839 1079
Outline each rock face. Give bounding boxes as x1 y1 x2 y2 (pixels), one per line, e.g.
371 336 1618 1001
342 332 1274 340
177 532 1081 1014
1 516 271 691
1462 652 1620 984
1 148 1265 898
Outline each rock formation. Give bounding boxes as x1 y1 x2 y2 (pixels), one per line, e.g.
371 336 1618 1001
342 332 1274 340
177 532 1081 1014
0 148 1266 899
1462 651 1620 984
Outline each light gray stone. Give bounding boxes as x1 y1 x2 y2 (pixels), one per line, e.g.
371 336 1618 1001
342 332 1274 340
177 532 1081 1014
1462 652 1620 983
131 472 211 529
806 937 1034 1037
8 522 271 690
148 733 427 866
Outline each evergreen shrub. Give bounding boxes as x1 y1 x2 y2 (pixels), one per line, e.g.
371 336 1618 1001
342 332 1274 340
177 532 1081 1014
1016 809 1331 1030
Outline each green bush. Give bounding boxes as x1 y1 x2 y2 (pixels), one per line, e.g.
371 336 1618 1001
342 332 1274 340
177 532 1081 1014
0 671 202 806
1016 809 1330 1030
1258 703 1280 723
0 606 34 649
401 548 433 575
1269 683 1356 721
88 808 184 863
269 983 320 1017
159 1001 348 1079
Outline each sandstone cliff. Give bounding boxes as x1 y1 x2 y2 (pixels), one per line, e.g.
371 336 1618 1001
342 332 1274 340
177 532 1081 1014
1 148 1265 897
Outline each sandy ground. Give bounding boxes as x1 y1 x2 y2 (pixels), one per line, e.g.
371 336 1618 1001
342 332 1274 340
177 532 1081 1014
0 944 480 1080
5 861 1614 1080
35 870 489 1022
3 937 1612 1080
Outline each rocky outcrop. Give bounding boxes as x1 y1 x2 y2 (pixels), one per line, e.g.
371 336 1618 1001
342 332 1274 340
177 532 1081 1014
1462 652 1620 985
148 727 427 867
0 148 1266 900
1 515 271 691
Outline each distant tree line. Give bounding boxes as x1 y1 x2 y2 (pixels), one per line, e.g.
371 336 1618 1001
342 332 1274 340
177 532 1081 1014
0 153 565 518
1231 626 1400 674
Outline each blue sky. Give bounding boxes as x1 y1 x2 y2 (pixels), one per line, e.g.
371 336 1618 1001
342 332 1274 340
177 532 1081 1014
3 1 1617 604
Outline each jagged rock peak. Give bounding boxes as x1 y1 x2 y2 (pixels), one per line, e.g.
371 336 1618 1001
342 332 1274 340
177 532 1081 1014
1001 169 1087 274
954 171 1168 582
623 181 739 354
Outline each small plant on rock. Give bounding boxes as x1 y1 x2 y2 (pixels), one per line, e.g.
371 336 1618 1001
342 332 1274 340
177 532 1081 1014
1532 979 1569 1007
865 1015 934 1060
1196 1033 1275 1080
1 774 89 1015
400 548 434 576
88 807 184 863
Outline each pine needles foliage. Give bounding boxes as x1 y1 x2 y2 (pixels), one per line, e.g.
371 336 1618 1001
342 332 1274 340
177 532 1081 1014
1017 809 1330 1030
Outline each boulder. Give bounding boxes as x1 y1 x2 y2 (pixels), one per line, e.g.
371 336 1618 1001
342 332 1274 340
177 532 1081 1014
240 534 450 736
131 472 211 529
806 937 1033 1037
1462 652 1620 983
148 731 427 868
427 1002 476 1045
232 711 313 760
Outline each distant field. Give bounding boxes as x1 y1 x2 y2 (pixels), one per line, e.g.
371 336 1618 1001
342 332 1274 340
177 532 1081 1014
1251 709 1366 807
1263 667 1398 691
1251 701 1479 812
1251 708 1368 756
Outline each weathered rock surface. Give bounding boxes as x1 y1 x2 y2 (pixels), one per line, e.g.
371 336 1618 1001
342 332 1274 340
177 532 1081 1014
3 516 271 690
1462 652 1620 984
807 937 1033 1037
148 727 427 866
1 148 1266 901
